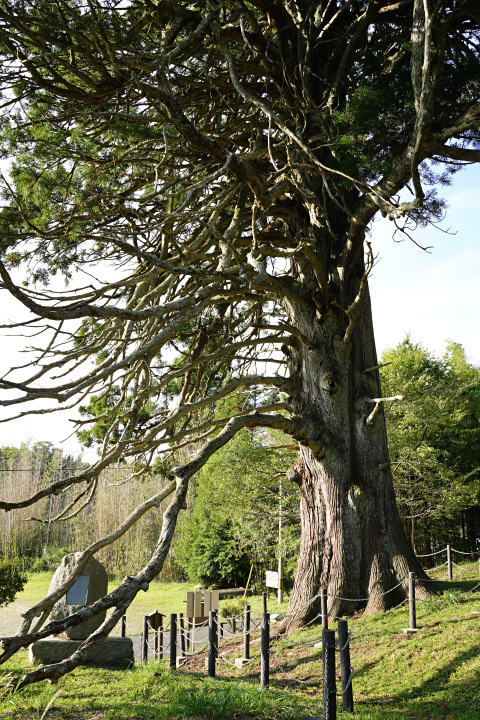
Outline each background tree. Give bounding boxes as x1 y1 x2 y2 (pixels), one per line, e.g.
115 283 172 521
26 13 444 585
380 338 480 552
0 0 479 687
0 556 27 607
173 428 299 588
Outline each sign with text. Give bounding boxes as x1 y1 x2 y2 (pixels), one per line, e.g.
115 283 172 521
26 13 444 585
66 575 89 606
266 571 279 589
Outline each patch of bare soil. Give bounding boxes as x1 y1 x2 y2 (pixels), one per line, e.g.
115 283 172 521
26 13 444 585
0 601 30 637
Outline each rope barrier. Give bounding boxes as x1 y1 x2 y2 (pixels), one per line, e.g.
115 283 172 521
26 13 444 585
416 547 447 558
423 561 449 573
452 562 476 574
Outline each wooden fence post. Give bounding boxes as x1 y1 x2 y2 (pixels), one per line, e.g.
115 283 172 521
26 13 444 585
409 572 417 630
338 619 354 713
260 611 270 690
159 618 164 660
321 587 328 630
208 610 217 677
322 628 336 720
447 544 453 581
179 613 186 657
142 615 149 663
243 604 250 661
170 614 177 669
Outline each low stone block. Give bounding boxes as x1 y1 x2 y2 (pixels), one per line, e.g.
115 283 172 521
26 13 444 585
234 657 250 668
29 637 134 665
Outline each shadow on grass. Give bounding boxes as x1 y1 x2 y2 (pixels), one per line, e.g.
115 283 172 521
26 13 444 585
356 641 480 720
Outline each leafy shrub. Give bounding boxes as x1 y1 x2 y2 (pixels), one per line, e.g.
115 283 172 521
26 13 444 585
31 547 71 573
0 556 27 606
219 598 245 620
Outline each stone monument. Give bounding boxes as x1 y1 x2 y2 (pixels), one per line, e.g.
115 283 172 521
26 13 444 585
29 553 134 665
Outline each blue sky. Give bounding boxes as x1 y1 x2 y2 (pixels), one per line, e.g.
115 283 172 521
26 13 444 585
0 165 478 454
369 163 480 366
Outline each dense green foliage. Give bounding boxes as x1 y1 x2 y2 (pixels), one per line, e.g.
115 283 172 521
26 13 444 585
380 339 480 551
173 428 299 588
0 556 26 606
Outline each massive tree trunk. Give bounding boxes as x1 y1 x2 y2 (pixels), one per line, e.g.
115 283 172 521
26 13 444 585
281 223 427 631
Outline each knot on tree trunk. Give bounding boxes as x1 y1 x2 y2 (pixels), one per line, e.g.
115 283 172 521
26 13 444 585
286 463 302 485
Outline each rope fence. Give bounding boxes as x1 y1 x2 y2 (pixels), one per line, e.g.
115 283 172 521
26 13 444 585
115 545 478 718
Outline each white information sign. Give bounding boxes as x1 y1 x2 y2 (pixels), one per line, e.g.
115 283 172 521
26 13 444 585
266 570 279 589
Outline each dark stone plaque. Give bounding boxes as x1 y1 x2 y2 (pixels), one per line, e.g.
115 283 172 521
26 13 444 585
66 575 90 605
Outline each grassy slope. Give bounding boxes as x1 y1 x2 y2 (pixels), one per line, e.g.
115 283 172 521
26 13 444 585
0 563 479 720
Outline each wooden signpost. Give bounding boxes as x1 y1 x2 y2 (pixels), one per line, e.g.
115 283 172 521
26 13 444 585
185 590 220 650
148 610 165 660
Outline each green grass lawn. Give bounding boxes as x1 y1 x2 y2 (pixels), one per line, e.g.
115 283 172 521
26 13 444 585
8 573 289 636
1 563 479 719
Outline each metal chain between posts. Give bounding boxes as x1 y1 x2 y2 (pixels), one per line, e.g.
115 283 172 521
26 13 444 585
337 667 354 696
337 630 352 653
133 545 478 677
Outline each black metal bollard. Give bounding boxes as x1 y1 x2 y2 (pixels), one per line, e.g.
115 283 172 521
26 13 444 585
321 588 328 630
262 591 267 614
219 621 224 639
120 615 126 638
208 610 217 677
243 604 251 661
447 543 453 581
179 613 186 657
260 612 270 690
142 615 149 663
338 619 354 713
170 614 177 669
232 616 236 635
408 572 417 630
322 628 336 720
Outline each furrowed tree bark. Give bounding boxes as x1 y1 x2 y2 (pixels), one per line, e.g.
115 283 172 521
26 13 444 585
0 0 478 672
280 222 427 631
